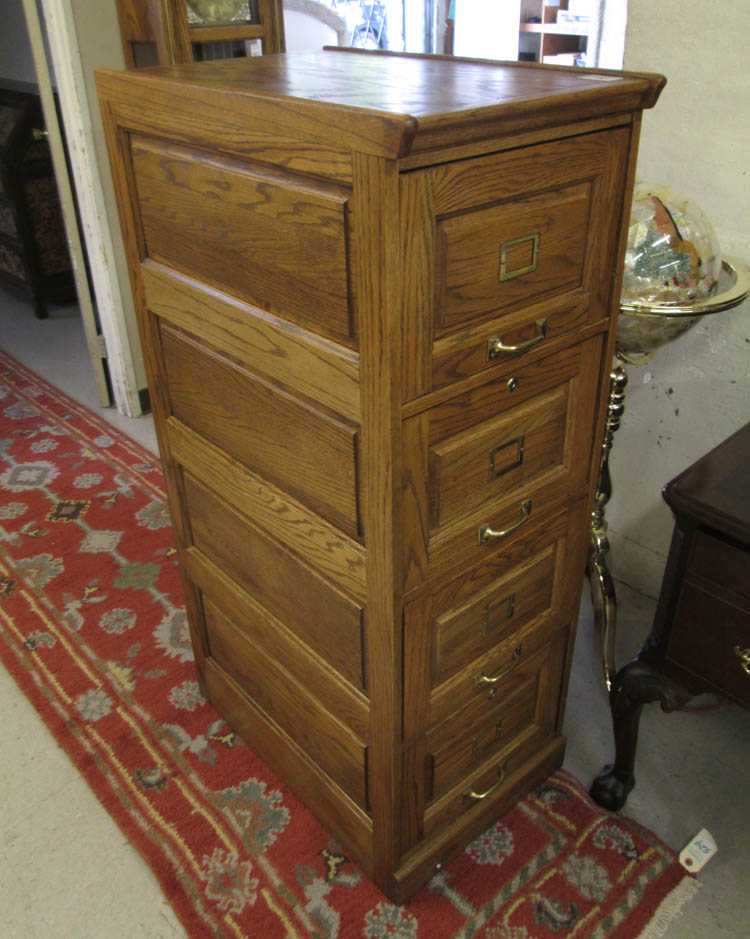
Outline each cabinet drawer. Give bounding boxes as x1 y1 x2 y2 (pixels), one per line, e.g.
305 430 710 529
183 474 367 691
427 672 538 801
420 336 603 579
400 128 630 399
432 545 556 685
429 382 568 530
204 598 368 807
668 579 750 707
688 530 750 605
423 629 567 834
161 323 361 539
437 181 590 333
423 727 556 839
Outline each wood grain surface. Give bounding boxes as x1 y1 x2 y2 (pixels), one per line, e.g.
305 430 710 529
97 49 663 900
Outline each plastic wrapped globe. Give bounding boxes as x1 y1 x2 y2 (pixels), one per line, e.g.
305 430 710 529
618 184 722 361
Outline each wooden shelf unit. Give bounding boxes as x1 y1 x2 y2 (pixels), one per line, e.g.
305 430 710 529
520 0 591 63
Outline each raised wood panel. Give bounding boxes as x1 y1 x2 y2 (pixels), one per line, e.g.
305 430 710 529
436 180 591 332
160 324 361 539
183 474 367 690
185 548 369 738
142 262 360 421
422 630 567 838
167 418 366 603
403 508 572 740
204 598 369 807
203 659 374 875
429 385 568 530
403 337 603 584
428 675 539 799
433 547 557 684
132 136 355 344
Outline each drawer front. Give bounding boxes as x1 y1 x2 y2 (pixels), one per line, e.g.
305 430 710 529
161 323 361 539
404 501 588 739
132 136 354 345
428 670 539 801
422 629 567 835
429 382 568 530
183 474 367 691
416 336 603 582
433 546 556 685
400 127 630 399
668 579 750 707
437 181 590 332
204 598 368 807
688 530 750 606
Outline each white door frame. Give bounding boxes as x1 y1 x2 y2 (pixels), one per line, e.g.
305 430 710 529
21 0 110 407
33 0 144 417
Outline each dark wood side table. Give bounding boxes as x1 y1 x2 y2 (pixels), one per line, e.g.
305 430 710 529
591 422 750 811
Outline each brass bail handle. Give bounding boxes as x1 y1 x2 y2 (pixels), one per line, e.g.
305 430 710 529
488 319 548 360
734 645 750 676
465 763 507 802
476 643 524 689
479 499 532 545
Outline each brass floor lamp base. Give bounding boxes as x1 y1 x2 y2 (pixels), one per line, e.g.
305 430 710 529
587 365 628 693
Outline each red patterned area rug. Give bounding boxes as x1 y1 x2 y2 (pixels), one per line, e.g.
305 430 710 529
0 348 699 939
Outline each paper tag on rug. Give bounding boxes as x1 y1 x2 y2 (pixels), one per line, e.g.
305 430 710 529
679 829 717 873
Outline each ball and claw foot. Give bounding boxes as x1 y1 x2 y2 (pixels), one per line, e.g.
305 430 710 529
589 659 693 812
590 765 635 812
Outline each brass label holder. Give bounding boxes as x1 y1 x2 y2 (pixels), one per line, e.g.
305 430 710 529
499 231 540 283
489 435 525 480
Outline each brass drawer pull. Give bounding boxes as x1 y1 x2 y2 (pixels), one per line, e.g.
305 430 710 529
734 645 750 676
476 643 523 688
465 764 507 802
488 319 548 360
479 499 532 544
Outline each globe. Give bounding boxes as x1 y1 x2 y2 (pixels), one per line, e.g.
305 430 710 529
617 184 724 362
622 184 722 306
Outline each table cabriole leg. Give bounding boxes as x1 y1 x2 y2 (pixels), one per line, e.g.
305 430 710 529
590 659 693 811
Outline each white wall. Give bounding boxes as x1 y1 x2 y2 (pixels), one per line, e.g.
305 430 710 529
609 0 750 597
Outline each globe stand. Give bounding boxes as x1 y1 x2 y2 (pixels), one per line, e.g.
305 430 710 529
588 365 628 692
588 257 750 695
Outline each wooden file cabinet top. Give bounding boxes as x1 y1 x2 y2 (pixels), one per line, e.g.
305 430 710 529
98 49 664 900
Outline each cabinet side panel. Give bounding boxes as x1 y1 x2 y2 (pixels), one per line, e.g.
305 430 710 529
131 136 356 346
97 98 211 688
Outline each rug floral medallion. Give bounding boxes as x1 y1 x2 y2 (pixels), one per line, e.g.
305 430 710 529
0 350 697 938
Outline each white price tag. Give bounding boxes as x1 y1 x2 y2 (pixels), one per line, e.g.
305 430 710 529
679 828 717 873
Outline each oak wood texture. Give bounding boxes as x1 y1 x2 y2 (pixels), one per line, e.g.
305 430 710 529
132 136 355 344
204 598 368 806
183 474 367 690
98 49 663 900
160 323 361 537
142 261 360 421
